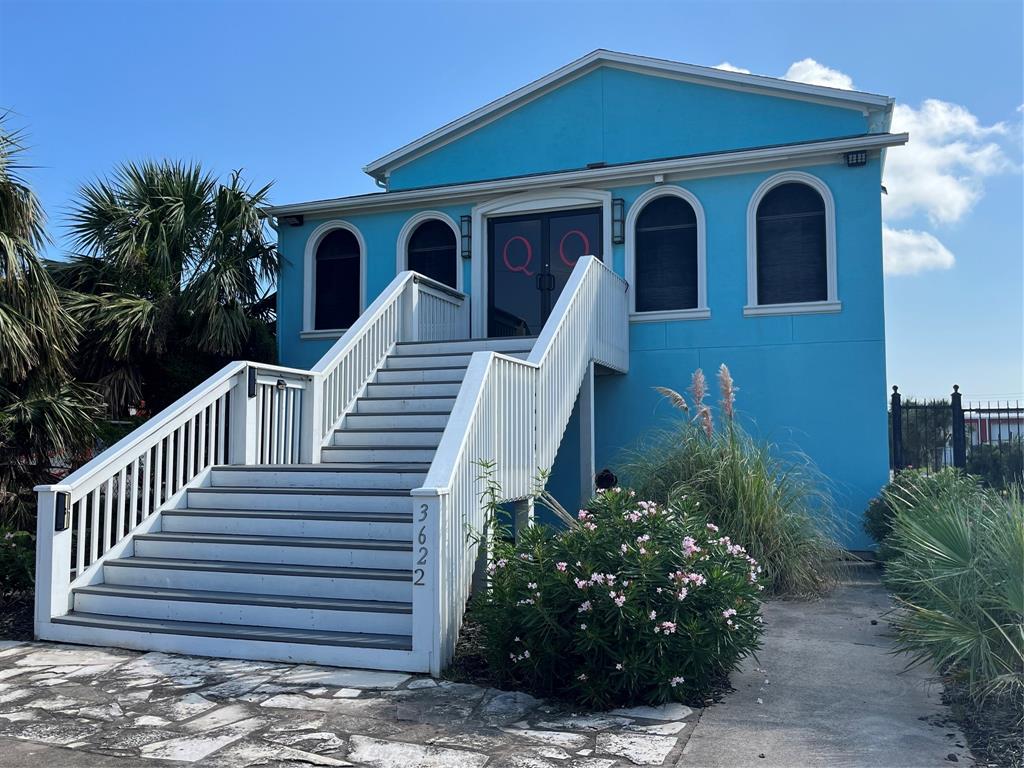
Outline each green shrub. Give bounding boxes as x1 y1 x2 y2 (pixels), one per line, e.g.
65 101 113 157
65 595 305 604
0 529 34 595
474 486 764 709
884 484 1024 708
864 469 980 555
966 442 1023 490
621 366 841 597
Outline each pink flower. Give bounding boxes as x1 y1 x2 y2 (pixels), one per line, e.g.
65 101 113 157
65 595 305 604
615 663 623 671
584 522 597 532
578 600 592 613
555 562 567 572
682 536 701 556
578 673 587 681
722 608 737 618
577 510 592 521
670 675 685 687
620 543 628 554
677 587 689 601
649 610 657 620
655 621 677 635
706 523 719 533
579 624 587 630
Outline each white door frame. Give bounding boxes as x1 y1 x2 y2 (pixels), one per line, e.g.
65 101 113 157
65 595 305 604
470 188 612 338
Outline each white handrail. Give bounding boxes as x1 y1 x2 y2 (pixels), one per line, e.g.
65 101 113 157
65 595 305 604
306 271 469 454
410 256 628 674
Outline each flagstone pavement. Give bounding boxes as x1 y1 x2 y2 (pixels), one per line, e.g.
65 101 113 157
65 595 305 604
0 575 970 767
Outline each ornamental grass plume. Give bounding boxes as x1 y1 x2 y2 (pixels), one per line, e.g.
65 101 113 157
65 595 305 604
626 366 842 597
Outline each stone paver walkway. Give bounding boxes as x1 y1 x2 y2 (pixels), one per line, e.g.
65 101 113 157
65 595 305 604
0 572 969 767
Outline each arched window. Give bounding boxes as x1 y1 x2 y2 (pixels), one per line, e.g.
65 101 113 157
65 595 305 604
407 218 457 289
314 228 361 330
747 173 838 314
634 195 700 312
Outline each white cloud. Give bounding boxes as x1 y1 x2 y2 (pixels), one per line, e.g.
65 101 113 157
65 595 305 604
884 99 1013 224
713 62 751 74
882 226 955 276
783 58 855 90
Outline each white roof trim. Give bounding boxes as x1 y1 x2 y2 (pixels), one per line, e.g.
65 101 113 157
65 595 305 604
270 132 907 218
362 49 895 182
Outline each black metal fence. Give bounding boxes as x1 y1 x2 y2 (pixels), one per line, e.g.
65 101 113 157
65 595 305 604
889 385 1023 486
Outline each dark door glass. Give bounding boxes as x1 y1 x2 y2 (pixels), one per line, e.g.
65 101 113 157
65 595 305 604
487 208 601 337
408 219 457 289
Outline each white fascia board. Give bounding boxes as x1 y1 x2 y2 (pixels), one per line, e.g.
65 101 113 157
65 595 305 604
362 49 895 181
268 132 908 219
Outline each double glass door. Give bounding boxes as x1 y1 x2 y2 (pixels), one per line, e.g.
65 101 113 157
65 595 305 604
487 207 602 337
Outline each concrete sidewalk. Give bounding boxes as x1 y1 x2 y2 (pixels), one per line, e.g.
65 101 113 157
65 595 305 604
682 569 970 767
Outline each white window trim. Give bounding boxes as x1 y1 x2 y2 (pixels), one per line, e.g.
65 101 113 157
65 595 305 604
303 219 367 334
625 185 710 323
470 188 612 337
745 171 839 317
395 210 463 293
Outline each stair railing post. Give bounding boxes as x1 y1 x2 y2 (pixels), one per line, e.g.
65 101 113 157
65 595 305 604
410 489 443 676
300 373 324 465
951 384 967 469
228 365 260 465
33 486 73 632
890 386 903 473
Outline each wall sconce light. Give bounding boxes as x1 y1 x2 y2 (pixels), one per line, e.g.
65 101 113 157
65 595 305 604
612 198 625 245
460 215 472 259
845 151 867 167
281 214 304 227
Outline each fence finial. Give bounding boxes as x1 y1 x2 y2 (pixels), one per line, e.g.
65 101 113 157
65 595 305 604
892 385 899 394
952 384 960 393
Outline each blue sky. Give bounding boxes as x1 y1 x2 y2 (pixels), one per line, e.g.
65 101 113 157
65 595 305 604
1 0 1021 401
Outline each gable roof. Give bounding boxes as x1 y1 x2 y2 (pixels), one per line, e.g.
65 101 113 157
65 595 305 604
363 49 895 184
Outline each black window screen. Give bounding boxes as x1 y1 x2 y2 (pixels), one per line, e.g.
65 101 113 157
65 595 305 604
408 219 457 289
315 228 360 330
634 195 699 312
756 183 827 305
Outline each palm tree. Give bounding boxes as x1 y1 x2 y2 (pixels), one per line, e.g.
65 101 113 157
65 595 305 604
53 161 279 415
0 116 99 529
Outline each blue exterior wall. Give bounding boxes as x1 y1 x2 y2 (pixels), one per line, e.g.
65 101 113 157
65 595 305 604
276 66 890 549
387 67 871 190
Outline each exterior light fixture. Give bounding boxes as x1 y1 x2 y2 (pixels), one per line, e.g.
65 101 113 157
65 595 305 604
281 214 304 227
460 215 472 259
845 151 867 167
612 198 625 245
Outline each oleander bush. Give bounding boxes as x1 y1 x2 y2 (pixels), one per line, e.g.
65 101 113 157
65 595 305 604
474 485 764 708
622 365 841 597
884 483 1023 729
0 528 34 595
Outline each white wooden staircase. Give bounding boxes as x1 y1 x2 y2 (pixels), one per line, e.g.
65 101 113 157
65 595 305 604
35 260 627 674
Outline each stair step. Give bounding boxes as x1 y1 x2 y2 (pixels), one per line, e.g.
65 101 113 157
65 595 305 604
163 508 413 539
375 367 466 384
343 412 450 429
393 337 535 355
187 486 412 513
104 557 412 601
73 584 412 635
52 612 412 651
364 381 461 398
332 428 444 448
134 531 412 569
355 397 456 414
320 447 436 464
210 464 428 490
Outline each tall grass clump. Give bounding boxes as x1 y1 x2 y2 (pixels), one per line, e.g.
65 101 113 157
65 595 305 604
884 484 1024 714
622 365 842 597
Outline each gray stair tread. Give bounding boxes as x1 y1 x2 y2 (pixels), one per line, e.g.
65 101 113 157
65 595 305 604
357 394 456 401
348 411 452 416
52 612 412 651
135 531 412 551
74 584 412 613
213 463 429 472
166 508 413 522
321 448 438 453
370 380 461 385
336 427 444 433
395 337 536 347
381 365 467 371
190 486 413 496
105 557 412 580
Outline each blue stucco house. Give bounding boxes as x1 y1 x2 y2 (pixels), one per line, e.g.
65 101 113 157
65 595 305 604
35 51 908 672
271 50 905 550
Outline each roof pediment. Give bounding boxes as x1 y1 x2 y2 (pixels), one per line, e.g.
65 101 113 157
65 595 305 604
364 50 894 185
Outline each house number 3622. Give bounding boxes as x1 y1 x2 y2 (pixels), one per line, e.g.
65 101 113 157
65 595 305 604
413 503 428 586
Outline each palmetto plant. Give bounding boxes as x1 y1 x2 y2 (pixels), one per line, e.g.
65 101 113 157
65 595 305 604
884 480 1024 710
0 116 99 529
52 160 279 415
